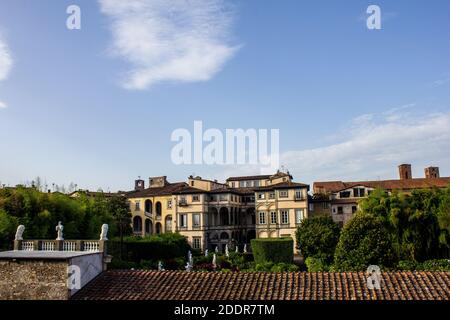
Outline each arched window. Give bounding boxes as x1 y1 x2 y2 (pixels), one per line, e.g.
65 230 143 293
133 216 142 233
145 200 152 214
219 207 229 226
155 222 162 234
156 202 162 217
165 215 172 233
145 219 152 235
220 232 229 240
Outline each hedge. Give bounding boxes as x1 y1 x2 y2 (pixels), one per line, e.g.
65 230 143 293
251 238 294 264
109 233 190 263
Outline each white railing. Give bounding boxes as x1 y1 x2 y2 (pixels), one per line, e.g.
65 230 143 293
63 241 77 251
83 241 99 252
21 241 34 251
41 241 55 251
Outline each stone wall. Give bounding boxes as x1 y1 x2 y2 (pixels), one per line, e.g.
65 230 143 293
0 259 68 300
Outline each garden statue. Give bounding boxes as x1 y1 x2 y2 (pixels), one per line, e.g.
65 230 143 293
225 244 229 257
56 221 64 240
188 250 193 265
158 261 165 271
215 246 219 253
204 249 209 257
243 244 247 253
100 224 109 241
15 225 25 241
212 254 217 269
235 245 239 253
185 261 193 272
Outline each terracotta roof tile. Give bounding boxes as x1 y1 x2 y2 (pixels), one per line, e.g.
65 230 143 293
72 270 450 301
314 178 450 194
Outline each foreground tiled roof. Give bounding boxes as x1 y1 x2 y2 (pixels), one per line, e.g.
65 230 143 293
72 270 450 300
314 178 450 194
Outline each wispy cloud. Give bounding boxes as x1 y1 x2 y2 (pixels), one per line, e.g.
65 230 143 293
98 0 240 90
0 33 12 110
215 107 450 184
431 77 450 87
0 34 12 81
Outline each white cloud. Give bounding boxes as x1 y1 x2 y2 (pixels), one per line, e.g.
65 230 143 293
281 110 450 183
431 77 450 87
214 108 450 185
0 35 12 81
98 0 240 90
0 101 7 109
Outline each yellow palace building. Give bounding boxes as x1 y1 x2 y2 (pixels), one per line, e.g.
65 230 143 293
126 171 309 252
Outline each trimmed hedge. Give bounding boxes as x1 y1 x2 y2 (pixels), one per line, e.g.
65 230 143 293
251 238 293 264
109 233 190 263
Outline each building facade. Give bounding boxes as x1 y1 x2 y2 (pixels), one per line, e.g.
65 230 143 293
127 171 309 252
312 164 450 226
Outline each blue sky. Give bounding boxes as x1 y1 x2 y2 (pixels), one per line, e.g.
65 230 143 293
0 0 450 191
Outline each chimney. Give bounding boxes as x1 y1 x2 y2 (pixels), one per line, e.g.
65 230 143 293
135 179 145 191
398 164 412 180
148 176 168 188
425 166 440 179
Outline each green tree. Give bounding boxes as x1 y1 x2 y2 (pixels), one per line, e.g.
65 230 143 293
0 209 19 250
108 195 132 259
295 216 340 264
334 213 396 271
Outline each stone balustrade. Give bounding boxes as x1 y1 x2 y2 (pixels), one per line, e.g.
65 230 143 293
14 239 107 253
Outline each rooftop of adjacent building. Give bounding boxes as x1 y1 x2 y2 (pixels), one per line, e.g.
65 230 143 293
314 164 450 194
71 270 450 301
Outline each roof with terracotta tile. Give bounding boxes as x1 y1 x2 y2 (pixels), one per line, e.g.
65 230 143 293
127 182 188 198
256 181 310 191
314 178 450 194
71 270 450 300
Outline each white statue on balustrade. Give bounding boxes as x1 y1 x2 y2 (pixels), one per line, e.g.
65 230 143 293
15 225 25 241
56 221 64 240
100 224 109 241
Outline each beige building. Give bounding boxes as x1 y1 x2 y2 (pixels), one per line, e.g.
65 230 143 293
313 164 450 226
127 171 309 252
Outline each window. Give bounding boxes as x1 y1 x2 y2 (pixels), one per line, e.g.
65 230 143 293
352 206 357 214
193 214 200 228
135 201 140 211
219 194 227 201
179 214 187 228
279 190 288 198
254 180 260 187
239 181 245 187
167 199 172 209
231 182 235 188
353 188 365 197
192 237 201 249
269 192 275 199
323 202 330 209
337 206 343 214
258 212 266 224
340 191 351 198
295 209 305 224
281 210 289 224
192 195 200 202
309 203 314 211
190 181 195 186
245 181 251 187
209 195 217 201
295 189 304 200
270 211 277 224
258 192 265 200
